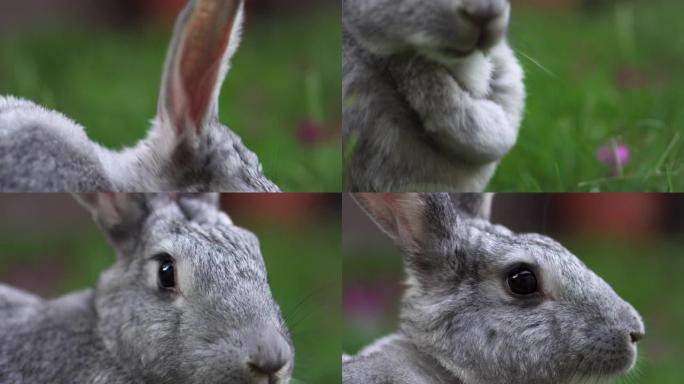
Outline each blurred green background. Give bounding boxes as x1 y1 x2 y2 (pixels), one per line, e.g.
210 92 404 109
491 0 683 191
343 193 684 383
0 3 341 192
0 194 341 384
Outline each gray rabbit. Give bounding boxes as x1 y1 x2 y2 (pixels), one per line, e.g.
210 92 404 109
0 194 293 384
0 0 279 192
343 0 525 191
344 193 644 384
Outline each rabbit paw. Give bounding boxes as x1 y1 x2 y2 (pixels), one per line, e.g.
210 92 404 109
446 52 494 99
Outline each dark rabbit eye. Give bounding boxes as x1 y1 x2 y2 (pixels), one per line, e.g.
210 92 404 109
158 258 176 289
507 267 538 295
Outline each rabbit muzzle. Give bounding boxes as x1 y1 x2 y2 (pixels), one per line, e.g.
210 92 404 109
441 1 511 59
246 328 293 384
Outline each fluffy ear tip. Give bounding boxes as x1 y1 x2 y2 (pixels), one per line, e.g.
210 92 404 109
176 193 220 207
73 193 112 210
448 193 493 220
73 193 141 226
73 193 96 205
353 192 421 204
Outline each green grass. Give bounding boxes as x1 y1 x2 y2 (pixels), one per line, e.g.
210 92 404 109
0 6 341 192
0 199 341 384
343 235 684 383
492 0 684 191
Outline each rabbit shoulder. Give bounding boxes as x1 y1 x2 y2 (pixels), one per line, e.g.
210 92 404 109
0 283 42 312
0 289 134 384
0 97 113 192
344 334 457 384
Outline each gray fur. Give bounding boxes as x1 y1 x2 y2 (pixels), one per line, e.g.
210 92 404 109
346 193 645 384
0 194 293 384
0 0 278 192
343 0 525 191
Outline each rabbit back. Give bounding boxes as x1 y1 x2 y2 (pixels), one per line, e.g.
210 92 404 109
0 97 113 192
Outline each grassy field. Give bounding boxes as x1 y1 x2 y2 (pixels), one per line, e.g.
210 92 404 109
0 196 341 384
493 0 684 191
0 6 341 192
343 236 684 383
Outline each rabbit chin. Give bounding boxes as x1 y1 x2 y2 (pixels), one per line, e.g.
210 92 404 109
252 375 289 384
564 368 635 384
434 344 638 384
555 345 638 384
418 44 493 66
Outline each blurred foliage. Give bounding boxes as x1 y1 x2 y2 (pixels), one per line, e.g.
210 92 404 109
343 235 684 383
491 0 683 191
0 6 341 192
0 200 341 384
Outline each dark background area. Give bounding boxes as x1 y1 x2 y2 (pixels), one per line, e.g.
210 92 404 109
0 0 336 33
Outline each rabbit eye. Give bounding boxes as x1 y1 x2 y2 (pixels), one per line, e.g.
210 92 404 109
158 259 176 289
507 267 538 295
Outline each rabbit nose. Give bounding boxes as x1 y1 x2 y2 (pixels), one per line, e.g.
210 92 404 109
630 331 644 343
460 8 498 29
247 331 292 377
621 303 645 344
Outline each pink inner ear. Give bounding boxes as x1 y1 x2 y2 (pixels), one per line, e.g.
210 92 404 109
356 193 425 247
101 193 128 222
179 1 238 135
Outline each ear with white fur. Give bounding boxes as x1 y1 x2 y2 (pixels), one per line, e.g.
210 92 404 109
353 193 458 252
449 193 493 221
352 193 424 251
176 193 230 225
178 193 220 207
353 193 461 286
157 0 244 149
75 193 150 255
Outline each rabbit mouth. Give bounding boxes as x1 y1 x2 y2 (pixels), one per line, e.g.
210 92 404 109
436 33 497 59
571 346 637 381
251 376 278 384
438 46 475 58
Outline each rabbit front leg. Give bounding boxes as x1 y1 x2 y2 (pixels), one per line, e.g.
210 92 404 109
487 44 526 131
390 56 520 164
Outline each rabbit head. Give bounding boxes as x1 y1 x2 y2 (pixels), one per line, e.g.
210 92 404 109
118 0 278 192
353 193 644 384
77 193 293 384
343 0 511 65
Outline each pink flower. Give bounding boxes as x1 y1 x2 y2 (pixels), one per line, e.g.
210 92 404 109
296 120 323 146
597 142 630 176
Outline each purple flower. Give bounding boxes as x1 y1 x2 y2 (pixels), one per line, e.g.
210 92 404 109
296 120 323 146
597 142 630 176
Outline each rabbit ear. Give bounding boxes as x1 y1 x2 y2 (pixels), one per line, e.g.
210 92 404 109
355 193 464 287
177 193 220 208
353 193 457 253
157 0 244 144
449 193 493 221
75 193 150 254
175 193 230 224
